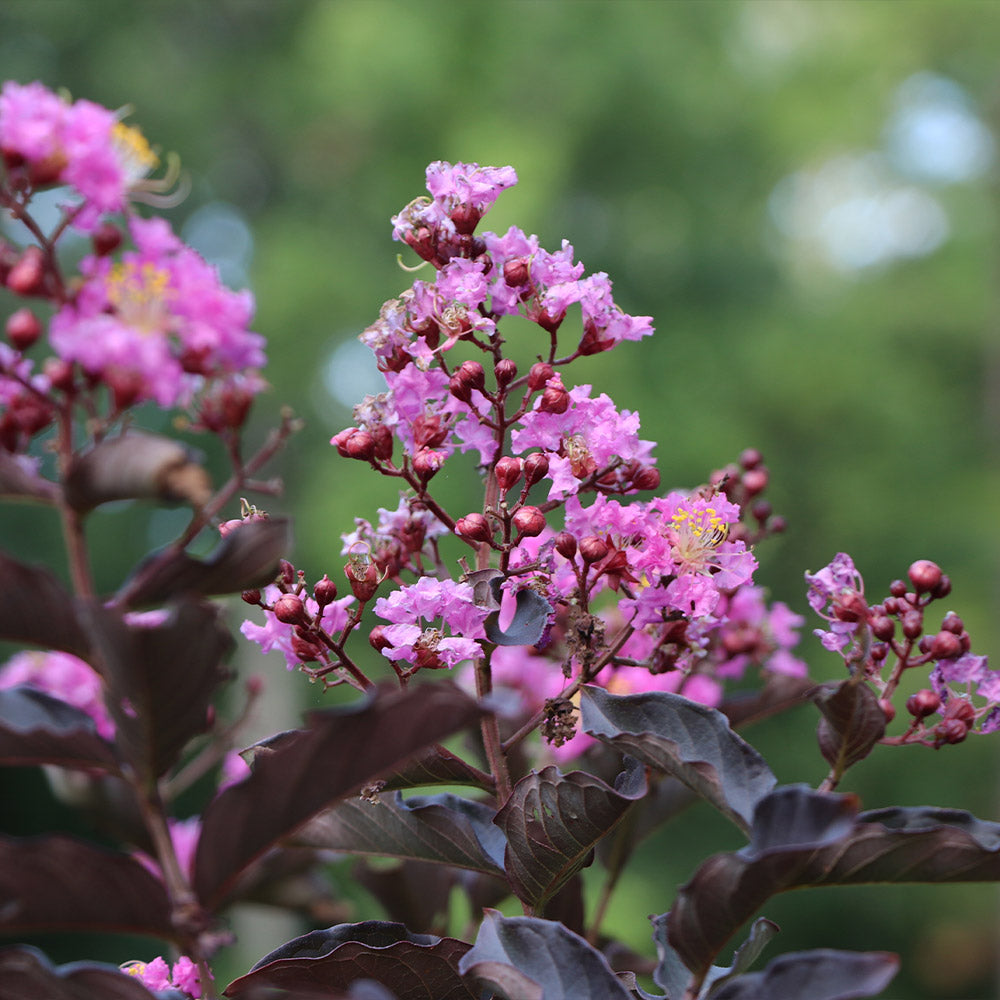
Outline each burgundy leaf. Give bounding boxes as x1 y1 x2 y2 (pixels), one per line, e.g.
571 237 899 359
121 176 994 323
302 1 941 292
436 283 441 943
812 679 886 774
0 946 162 1000
296 791 505 876
354 859 455 933
223 921 474 1000
720 673 815 729
458 910 633 1000
708 949 899 1000
0 686 119 772
580 685 776 834
666 791 1000 978
194 683 482 910
118 518 291 607
63 431 211 512
0 835 173 939
0 551 90 658
494 758 646 910
380 744 495 794
84 599 233 780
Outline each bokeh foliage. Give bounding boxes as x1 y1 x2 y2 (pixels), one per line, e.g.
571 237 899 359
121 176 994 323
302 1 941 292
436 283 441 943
2 1 1000 996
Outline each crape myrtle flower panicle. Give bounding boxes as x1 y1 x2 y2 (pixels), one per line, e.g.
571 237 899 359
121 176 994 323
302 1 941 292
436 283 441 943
49 215 266 409
0 80 159 231
804 551 867 654
340 495 449 578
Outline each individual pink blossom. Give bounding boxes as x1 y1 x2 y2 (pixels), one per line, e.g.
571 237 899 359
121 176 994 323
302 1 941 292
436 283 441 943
50 216 266 408
804 552 866 654
0 649 113 740
423 160 518 227
122 955 209 998
374 576 488 639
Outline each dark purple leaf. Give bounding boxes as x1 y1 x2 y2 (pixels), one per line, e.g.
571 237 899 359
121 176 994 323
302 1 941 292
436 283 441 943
458 910 633 1000
194 683 482 910
83 599 233 780
380 744 495 794
812 679 886 774
720 673 815 729
580 685 776 834
666 792 1000 978
0 946 164 1000
0 451 59 504
0 686 119 772
0 835 173 938
64 431 211 512
118 518 291 607
296 791 505 876
0 551 90 658
484 578 552 647
708 949 899 1000
223 921 474 1000
494 758 647 910
354 859 455 932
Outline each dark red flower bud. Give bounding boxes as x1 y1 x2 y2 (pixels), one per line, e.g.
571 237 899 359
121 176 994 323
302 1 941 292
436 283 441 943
832 590 868 622
6 245 45 296
940 611 963 634
930 630 962 660
273 594 310 626
413 447 445 482
450 203 481 236
878 699 896 723
369 625 391 652
751 500 772 523
932 575 951 599
906 689 941 718
412 414 448 449
456 512 492 543
6 308 40 351
631 465 660 491
739 448 763 470
742 468 768 497
579 535 609 564
945 697 976 725
901 609 923 639
528 362 554 391
494 358 517 387
539 378 570 414
291 633 322 662
104 367 144 412
371 424 394 461
512 505 546 537
313 574 338 608
456 360 485 393
523 452 549 486
449 372 473 403
869 615 894 641
241 588 262 605
343 430 375 461
554 531 577 560
908 559 942 593
279 559 296 585
495 456 523 493
503 256 530 287
345 556 381 602
768 515 787 534
889 579 907 598
331 428 354 457
91 222 123 256
936 718 969 744
43 357 75 392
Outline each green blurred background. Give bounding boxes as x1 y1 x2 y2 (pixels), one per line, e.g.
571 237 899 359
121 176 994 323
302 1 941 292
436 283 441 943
3 1 1000 995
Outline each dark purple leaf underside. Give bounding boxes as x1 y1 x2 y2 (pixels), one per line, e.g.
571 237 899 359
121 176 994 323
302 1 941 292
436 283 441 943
484 577 552 647
580 685 775 833
379 744 495 794
224 922 473 1000
667 790 1000 978
0 551 90 658
0 946 162 1000
84 600 233 781
458 910 633 1000
194 683 482 910
0 686 118 772
297 791 505 876
0 835 173 939
812 679 886 773
494 760 646 910
708 949 899 1000
118 518 291 607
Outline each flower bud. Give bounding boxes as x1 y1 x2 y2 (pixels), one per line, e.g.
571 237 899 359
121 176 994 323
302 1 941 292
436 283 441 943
91 222 123 256
929 630 962 660
456 359 485 394
940 611 963 634
512 505 546 537
539 377 570 414
528 362 554 391
495 456 523 493
343 430 375 461
503 256 530 287
241 588 262 605
944 698 976 725
554 531 577 560
5 308 40 351
932 575 951 599
579 535 609 564
369 625 391 652
751 499 772 522
6 245 45 296
889 579 907 598
900 609 923 639
768 515 787 534
878 699 895 723
742 468 768 497
456 512 492 543
449 372 473 403
494 358 517 387
273 594 310 626
739 448 763 470
345 557 381 602
372 424 394 461
869 615 894 641
43 357 75 393
906 689 941 718
413 447 445 482
331 428 354 457
832 590 868 623
631 465 660 491
523 452 549 486
908 559 942 594
936 718 969 744
291 633 322 662
313 574 338 608
279 559 296 585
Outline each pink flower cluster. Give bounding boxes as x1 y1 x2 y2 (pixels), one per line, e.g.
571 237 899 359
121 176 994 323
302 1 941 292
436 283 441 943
0 80 158 231
122 954 208 998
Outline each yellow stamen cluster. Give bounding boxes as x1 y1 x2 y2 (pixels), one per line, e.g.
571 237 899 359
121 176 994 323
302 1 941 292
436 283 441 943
112 121 159 183
107 261 171 332
670 504 729 571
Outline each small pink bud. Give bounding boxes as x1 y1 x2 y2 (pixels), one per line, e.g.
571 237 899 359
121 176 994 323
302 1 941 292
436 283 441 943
944 698 976 725
6 308 40 350
494 358 517 387
878 699 896 723
936 718 969 745
751 499 772 522
369 625 391 652
742 468 768 497
832 590 868 623
523 452 549 486
554 531 577 560
908 559 942 593
412 447 445 482
456 360 485 393
889 579 907 598
502 256 530 287
579 535 609 564
739 448 763 470
345 557 381 602
528 362 554 391
932 575 952 599
940 611 964 634
344 430 376 461
241 588 262 605
512 505 546 537
456 513 492 543
245 674 265 696
539 378 570 414
869 615 894 641
91 222 123 256
273 594 309 626
219 518 243 538
331 428 354 457
768 515 787 534
901 609 923 640
495 456 523 493
906 689 941 718
929 630 962 660
313 574 338 608
372 425 394 461
6 245 45 295
43 357 75 392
